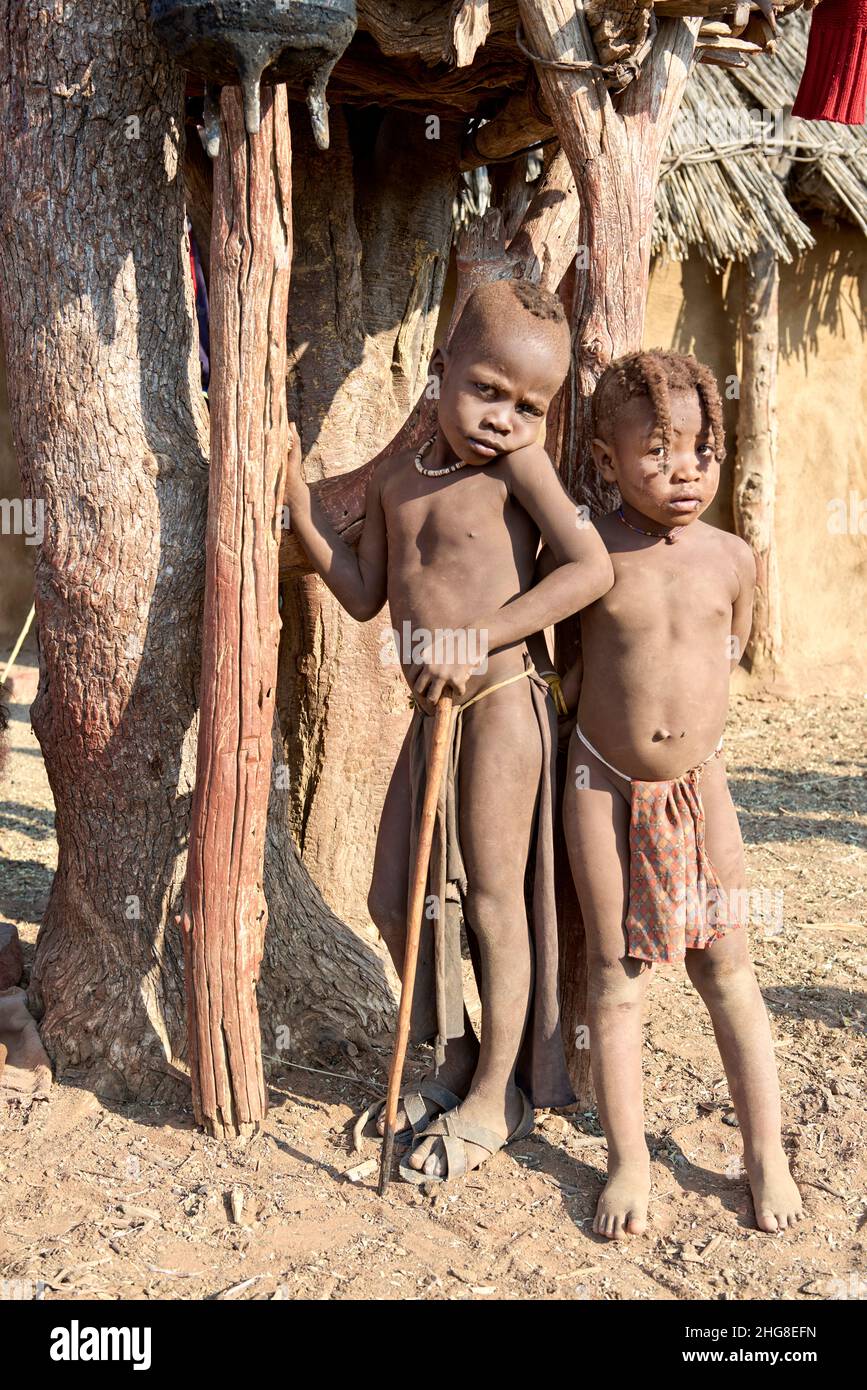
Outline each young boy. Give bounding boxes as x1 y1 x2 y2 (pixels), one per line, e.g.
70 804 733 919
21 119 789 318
560 350 804 1237
285 279 613 1182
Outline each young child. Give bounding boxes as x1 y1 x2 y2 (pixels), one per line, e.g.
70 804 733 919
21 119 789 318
285 280 613 1183
560 350 804 1237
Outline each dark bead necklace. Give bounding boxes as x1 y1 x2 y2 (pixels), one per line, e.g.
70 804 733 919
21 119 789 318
616 505 680 544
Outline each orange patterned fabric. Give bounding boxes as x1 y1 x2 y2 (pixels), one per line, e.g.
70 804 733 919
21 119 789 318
625 757 743 967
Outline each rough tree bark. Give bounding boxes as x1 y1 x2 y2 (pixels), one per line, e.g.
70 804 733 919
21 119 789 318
518 2 699 507
277 141 585 579
517 0 699 1099
0 0 394 1103
278 107 460 933
273 1 698 1098
182 84 291 1139
733 247 781 679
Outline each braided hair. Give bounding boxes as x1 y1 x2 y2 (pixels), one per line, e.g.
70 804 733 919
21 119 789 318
591 350 726 463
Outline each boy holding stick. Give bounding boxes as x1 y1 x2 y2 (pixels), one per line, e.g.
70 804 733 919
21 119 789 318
286 280 613 1182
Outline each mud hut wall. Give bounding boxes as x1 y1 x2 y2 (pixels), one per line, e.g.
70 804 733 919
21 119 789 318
645 219 867 692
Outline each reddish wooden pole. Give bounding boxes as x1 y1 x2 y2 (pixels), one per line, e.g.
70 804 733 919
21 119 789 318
182 83 292 1139
379 693 455 1193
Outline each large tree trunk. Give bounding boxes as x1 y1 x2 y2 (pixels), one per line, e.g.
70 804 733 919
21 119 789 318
278 107 460 934
277 167 583 952
733 248 782 680
517 1 699 1101
276 141 586 579
0 0 394 1103
519 3 699 508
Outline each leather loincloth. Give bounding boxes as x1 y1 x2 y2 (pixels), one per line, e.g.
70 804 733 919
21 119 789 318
406 654 575 1109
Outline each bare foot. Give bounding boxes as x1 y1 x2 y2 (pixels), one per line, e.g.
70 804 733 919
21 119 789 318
407 1084 527 1179
594 1156 651 1239
746 1149 804 1232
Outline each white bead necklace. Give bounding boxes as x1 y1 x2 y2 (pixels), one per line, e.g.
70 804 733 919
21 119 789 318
414 434 467 478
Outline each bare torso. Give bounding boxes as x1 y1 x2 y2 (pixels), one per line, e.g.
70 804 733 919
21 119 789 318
379 448 540 699
578 514 741 780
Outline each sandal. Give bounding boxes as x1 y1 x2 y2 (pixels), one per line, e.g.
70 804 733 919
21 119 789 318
351 1077 463 1152
397 1089 535 1186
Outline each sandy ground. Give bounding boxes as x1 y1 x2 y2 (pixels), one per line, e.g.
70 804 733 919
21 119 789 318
1 652 865 1302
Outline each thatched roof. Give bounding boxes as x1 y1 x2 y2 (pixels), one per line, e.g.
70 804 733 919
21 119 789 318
451 11 867 267
654 11 867 266
184 4 865 270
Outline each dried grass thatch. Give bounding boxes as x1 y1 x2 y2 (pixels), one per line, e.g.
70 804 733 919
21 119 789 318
450 11 866 265
654 11 867 266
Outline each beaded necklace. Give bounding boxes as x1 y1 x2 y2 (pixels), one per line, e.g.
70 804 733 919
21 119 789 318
414 434 467 478
616 505 680 545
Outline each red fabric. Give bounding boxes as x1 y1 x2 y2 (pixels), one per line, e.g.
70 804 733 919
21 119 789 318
792 0 867 125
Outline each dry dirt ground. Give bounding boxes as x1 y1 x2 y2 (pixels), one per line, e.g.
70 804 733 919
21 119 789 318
1 652 865 1302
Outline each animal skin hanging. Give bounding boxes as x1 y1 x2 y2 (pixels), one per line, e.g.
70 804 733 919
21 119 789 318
149 0 357 150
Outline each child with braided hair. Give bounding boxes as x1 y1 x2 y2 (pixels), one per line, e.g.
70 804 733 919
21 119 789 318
559 349 803 1238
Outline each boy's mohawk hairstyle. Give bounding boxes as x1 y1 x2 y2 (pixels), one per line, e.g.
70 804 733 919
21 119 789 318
448 278 569 359
509 279 568 326
592 349 726 462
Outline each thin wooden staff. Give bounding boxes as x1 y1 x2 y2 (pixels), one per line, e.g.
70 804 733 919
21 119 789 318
1 603 35 687
378 689 455 1195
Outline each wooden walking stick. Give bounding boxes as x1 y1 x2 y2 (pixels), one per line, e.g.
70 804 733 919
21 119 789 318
379 689 455 1195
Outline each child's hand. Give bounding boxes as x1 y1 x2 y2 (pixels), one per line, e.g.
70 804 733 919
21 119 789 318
411 634 480 709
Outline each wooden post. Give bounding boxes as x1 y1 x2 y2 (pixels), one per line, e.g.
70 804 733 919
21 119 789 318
734 247 782 679
182 84 292 1139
